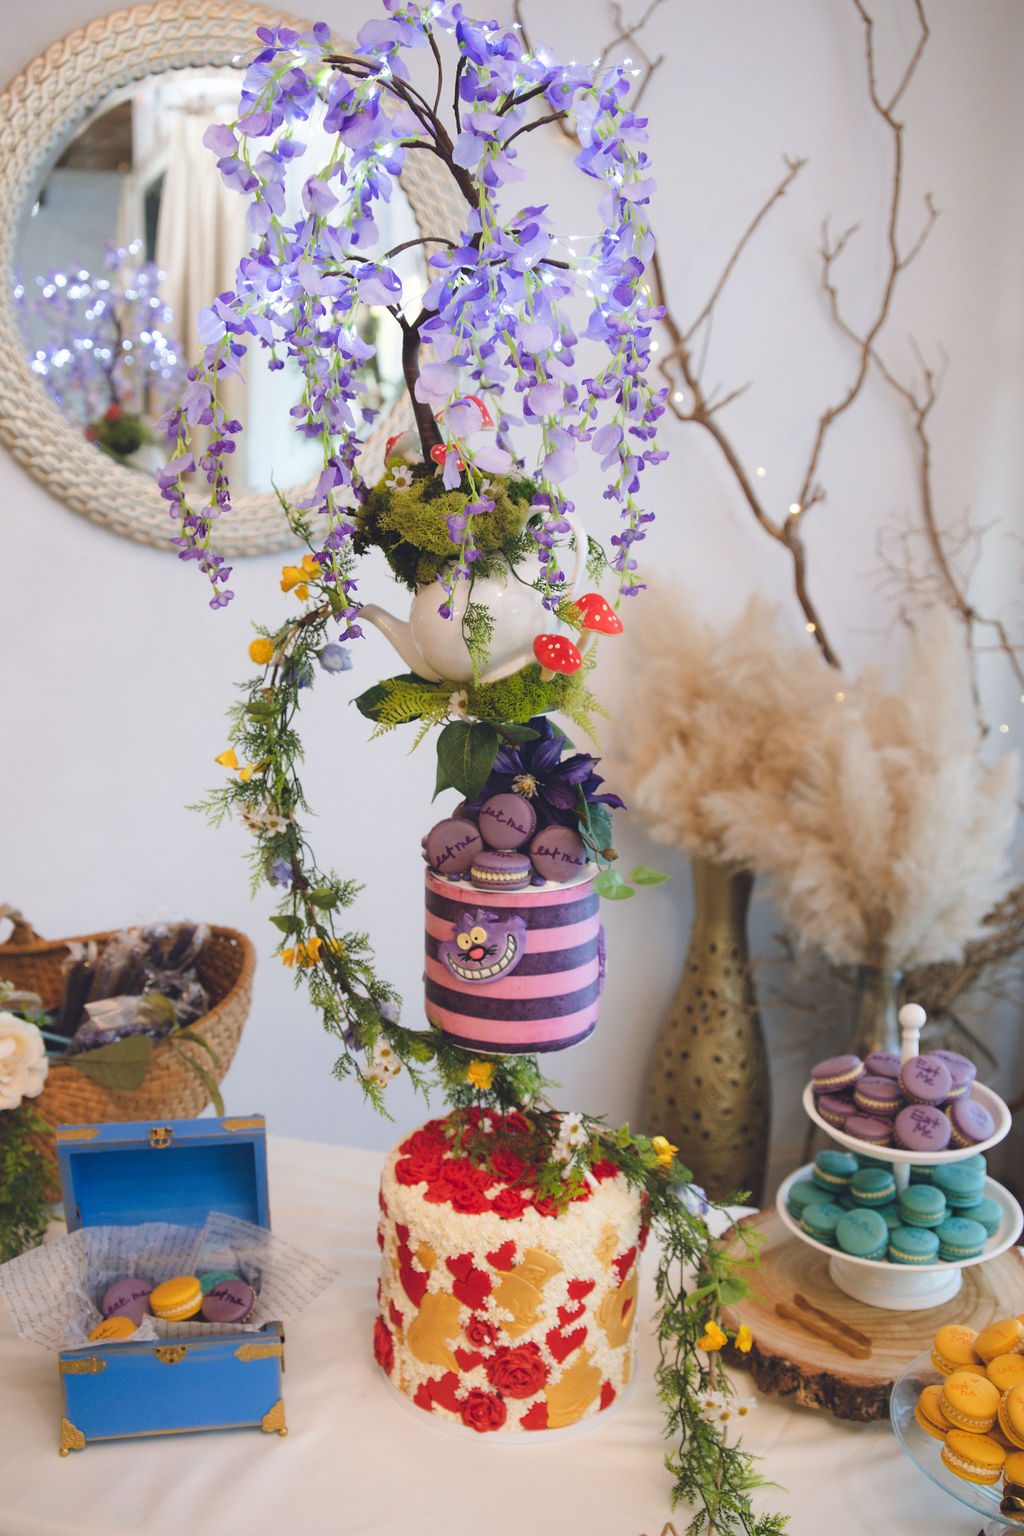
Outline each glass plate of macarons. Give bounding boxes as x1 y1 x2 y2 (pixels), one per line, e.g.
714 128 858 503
890 1326 1024 1530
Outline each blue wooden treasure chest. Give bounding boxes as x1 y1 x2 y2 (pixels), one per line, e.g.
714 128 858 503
55 1116 286 1454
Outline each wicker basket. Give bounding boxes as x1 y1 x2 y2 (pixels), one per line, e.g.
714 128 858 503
0 913 255 1193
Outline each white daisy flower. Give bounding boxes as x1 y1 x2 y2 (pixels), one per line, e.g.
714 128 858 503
386 464 414 491
449 689 470 719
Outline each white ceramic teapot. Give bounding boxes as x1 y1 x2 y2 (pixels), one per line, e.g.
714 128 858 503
359 514 587 685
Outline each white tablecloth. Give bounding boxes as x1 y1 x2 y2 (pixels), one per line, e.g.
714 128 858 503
0 1136 992 1536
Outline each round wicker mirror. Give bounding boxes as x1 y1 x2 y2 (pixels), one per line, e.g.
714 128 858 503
0 2 465 555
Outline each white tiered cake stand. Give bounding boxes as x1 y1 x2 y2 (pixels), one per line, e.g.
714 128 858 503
776 1005 1022 1310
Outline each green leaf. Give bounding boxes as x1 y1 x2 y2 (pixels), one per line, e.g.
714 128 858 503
434 721 499 800
171 1045 225 1117
307 887 339 909
593 867 635 900
64 1035 154 1091
491 721 541 743
630 865 670 886
172 1029 221 1071
581 800 613 853
245 700 276 720
354 672 423 722
718 1276 750 1306
269 914 301 934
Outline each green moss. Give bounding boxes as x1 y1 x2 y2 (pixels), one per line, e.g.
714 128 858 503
353 468 535 591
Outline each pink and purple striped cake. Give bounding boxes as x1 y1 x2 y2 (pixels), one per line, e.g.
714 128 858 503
424 867 604 1054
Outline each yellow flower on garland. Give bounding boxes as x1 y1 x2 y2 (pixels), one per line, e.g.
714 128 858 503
651 1135 678 1167
465 1059 495 1090
735 1324 753 1353
697 1318 728 1352
280 553 319 599
215 748 239 769
249 637 275 665
281 937 324 969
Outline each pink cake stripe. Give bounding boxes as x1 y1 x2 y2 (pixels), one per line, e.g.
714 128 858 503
424 910 598 951
424 956 598 999
427 1001 599 1045
426 871 595 907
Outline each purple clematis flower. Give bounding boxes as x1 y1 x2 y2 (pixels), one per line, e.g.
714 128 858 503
466 716 625 832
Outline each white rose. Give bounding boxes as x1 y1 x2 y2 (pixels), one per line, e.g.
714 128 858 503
0 1012 49 1110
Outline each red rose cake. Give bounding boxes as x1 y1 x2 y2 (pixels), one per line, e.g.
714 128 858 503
375 1113 644 1433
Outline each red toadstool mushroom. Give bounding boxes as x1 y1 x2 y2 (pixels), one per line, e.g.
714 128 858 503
533 633 583 681
575 592 624 635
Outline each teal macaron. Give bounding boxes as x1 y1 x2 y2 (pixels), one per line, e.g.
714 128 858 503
800 1199 847 1247
850 1168 896 1206
935 1215 987 1261
932 1163 986 1208
964 1196 1002 1238
786 1179 821 1219
812 1150 859 1193
888 1225 940 1265
835 1208 889 1261
199 1270 245 1296
898 1184 948 1228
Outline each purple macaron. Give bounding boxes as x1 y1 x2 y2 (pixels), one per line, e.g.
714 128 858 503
423 818 484 878
863 1050 902 1081
948 1096 995 1148
528 825 589 884
853 1075 902 1118
894 1102 952 1153
469 849 532 891
816 1093 858 1130
843 1113 894 1148
478 793 537 851
101 1276 153 1327
930 1050 977 1101
201 1278 256 1324
810 1055 864 1096
899 1053 953 1107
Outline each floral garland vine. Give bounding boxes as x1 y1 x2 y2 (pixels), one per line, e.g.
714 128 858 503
169 7 782 1528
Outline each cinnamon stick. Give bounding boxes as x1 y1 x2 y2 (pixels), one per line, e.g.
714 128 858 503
793 1292 873 1349
775 1302 873 1360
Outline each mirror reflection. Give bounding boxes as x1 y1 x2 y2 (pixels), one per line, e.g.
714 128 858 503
13 68 422 494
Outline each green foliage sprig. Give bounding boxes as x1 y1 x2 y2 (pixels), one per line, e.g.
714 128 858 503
0 1102 52 1263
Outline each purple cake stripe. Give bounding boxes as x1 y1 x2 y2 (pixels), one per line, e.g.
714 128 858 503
424 937 599 979
424 955 598 999
425 881 598 930
426 1004 598 1051
425 974 602 1021
424 909 599 952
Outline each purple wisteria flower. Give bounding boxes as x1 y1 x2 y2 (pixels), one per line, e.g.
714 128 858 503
162 4 667 618
466 716 625 833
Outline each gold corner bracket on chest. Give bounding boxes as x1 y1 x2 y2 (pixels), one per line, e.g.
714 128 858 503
59 1356 107 1375
235 1341 283 1363
55 1126 99 1142
154 1346 188 1365
261 1399 287 1436
59 1418 86 1455
221 1116 264 1133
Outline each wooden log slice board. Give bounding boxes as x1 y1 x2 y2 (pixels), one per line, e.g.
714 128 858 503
720 1208 1024 1423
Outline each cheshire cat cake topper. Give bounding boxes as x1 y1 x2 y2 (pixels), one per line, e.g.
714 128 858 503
439 911 527 985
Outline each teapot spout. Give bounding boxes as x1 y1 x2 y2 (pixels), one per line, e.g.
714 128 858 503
358 604 445 683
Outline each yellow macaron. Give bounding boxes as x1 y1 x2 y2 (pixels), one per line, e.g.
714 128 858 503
989 1354 1024 1394
975 1318 1024 1363
914 1383 949 1441
998 1384 1024 1450
149 1275 203 1321
941 1370 1001 1433
88 1315 137 1342
931 1324 984 1377
1004 1450 1024 1485
941 1429 1006 1485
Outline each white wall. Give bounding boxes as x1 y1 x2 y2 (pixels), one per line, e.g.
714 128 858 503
3 0 1022 1196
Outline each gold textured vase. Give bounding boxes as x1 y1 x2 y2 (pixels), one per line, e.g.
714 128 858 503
640 857 769 1203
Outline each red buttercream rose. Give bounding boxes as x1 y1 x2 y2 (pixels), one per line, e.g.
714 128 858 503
459 1389 508 1433
484 1342 549 1399
373 1316 394 1375
395 1149 444 1185
590 1159 620 1181
491 1186 529 1219
491 1149 527 1183
400 1122 448 1157
532 1194 560 1218
465 1314 499 1350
